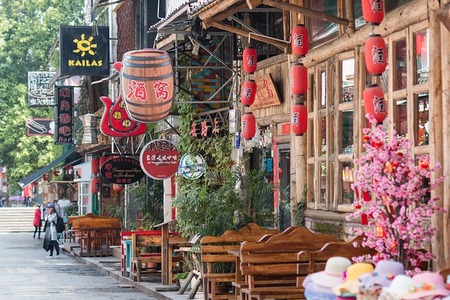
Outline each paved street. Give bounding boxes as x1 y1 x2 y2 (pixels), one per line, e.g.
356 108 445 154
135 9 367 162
0 232 155 299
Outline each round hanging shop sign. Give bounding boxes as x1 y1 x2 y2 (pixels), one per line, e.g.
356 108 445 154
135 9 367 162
178 154 206 180
140 139 179 180
100 156 145 184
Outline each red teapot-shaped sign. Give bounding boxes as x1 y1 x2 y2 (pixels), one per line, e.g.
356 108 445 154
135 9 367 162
99 95 147 137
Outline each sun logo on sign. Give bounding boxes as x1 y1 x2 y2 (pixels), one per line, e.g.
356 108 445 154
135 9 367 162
72 34 97 57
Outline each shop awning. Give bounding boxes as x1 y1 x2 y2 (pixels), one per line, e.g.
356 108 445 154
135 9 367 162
18 146 77 188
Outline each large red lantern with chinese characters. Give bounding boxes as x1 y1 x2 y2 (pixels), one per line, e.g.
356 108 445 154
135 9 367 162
91 156 100 175
361 0 385 25
364 84 387 124
91 177 100 194
291 103 308 136
290 63 308 95
365 34 387 75
240 79 257 106
113 184 124 192
243 47 257 74
241 112 256 139
291 24 309 57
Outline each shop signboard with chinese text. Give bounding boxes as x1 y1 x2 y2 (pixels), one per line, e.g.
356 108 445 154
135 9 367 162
28 72 55 107
251 74 282 110
100 156 145 184
54 86 73 144
140 139 179 180
60 26 110 76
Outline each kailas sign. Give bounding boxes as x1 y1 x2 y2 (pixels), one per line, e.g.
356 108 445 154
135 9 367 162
60 26 110 76
140 139 179 180
100 157 144 184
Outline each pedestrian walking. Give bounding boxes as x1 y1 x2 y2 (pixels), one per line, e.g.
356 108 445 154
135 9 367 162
33 205 42 239
43 202 60 258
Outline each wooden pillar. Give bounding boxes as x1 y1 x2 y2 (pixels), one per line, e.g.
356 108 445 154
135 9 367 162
439 0 450 269
428 3 445 270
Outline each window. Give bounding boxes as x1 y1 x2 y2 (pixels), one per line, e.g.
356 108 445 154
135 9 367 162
307 0 338 43
307 22 431 211
414 29 429 84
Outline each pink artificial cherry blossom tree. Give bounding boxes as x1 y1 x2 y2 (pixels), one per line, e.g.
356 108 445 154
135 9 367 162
348 116 445 273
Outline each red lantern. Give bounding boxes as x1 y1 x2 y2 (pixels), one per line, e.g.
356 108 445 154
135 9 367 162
240 79 257 106
91 177 100 194
113 184 124 192
291 24 309 57
242 47 257 74
291 103 308 136
241 112 256 140
363 84 387 124
365 34 387 75
52 169 60 177
361 0 385 25
99 155 108 169
91 156 100 175
290 63 308 95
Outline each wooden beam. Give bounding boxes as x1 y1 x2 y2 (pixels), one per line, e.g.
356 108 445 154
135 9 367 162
262 0 351 26
246 0 262 9
208 20 289 50
197 0 241 22
436 3 450 32
201 2 249 28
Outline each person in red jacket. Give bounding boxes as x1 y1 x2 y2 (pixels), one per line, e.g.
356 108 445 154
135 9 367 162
33 205 42 239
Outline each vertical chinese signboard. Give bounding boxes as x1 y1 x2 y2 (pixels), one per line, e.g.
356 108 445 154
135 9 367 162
28 72 55 107
60 26 110 76
54 86 73 145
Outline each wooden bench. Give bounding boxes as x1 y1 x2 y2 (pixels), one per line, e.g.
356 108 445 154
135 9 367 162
69 214 121 257
201 223 279 300
128 230 189 283
238 227 342 300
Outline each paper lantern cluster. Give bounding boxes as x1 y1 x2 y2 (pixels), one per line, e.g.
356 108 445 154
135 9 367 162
241 47 258 139
362 0 387 124
290 24 310 136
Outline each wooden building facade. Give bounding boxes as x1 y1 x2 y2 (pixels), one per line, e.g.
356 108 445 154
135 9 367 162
189 0 450 269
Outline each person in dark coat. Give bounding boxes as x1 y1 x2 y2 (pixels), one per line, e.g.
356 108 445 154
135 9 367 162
43 203 60 258
33 205 42 239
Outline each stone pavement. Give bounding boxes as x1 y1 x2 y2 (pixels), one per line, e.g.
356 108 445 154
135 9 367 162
66 248 204 300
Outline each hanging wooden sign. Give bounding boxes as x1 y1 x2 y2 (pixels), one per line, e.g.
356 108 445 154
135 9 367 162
252 74 282 110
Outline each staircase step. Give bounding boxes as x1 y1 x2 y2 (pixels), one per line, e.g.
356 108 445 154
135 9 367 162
0 207 37 232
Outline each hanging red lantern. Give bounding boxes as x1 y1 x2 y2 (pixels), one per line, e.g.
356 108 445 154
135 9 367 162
241 112 256 139
363 84 387 124
113 184 124 192
99 155 108 169
242 47 257 74
91 177 100 194
290 63 308 95
361 0 385 25
365 34 387 75
291 103 308 136
91 156 100 175
240 79 257 106
291 24 309 57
